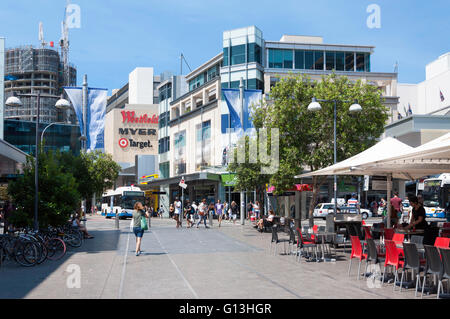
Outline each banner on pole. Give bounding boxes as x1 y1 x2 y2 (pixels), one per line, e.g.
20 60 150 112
64 86 107 151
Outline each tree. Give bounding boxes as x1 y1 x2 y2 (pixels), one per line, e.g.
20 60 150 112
252 72 388 221
228 135 272 210
8 151 80 228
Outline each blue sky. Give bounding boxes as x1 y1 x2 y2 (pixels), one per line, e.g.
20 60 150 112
1 0 449 93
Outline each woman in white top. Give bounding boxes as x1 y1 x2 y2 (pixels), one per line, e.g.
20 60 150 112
253 201 261 219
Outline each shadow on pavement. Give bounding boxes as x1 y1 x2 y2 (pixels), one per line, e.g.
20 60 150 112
0 225 122 299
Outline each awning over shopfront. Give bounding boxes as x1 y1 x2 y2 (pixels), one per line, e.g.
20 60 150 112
295 134 450 227
139 172 222 190
296 137 413 179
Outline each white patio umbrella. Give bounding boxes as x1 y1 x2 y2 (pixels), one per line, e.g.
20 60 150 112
296 137 414 227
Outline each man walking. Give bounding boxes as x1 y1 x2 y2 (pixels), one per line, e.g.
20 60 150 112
197 199 208 229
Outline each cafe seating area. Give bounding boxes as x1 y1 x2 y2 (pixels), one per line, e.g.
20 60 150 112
264 218 450 299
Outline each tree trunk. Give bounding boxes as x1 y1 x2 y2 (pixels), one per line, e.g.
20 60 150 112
308 175 326 227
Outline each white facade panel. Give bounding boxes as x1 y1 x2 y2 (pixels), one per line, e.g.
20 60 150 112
129 68 154 104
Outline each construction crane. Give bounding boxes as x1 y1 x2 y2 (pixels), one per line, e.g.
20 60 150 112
60 0 70 86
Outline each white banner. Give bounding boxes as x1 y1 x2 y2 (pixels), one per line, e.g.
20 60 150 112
64 87 107 151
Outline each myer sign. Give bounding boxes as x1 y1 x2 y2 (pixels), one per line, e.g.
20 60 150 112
104 105 159 164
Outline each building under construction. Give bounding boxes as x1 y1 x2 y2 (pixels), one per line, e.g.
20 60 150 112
4 46 77 123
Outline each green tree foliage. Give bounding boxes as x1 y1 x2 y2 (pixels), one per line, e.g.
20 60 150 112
7 149 121 228
245 73 388 217
8 151 80 228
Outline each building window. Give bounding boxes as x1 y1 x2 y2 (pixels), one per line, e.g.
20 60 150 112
336 52 345 71
314 51 324 70
305 51 314 69
268 49 293 69
365 53 371 72
295 50 304 69
247 78 264 90
189 73 206 91
231 44 246 65
326 52 335 70
247 43 262 64
356 53 365 72
223 47 229 66
207 65 219 81
345 52 355 71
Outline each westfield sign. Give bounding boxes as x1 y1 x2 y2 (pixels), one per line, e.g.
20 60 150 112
121 111 159 124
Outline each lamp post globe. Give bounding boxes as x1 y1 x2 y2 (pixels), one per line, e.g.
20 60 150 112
349 100 362 113
55 98 70 109
5 96 23 107
308 97 322 112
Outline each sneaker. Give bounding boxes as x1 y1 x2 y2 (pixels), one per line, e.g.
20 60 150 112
135 252 139 256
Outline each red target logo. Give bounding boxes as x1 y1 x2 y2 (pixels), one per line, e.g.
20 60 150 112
118 138 129 148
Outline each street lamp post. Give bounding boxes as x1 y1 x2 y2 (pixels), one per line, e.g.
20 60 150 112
308 97 362 217
6 93 70 231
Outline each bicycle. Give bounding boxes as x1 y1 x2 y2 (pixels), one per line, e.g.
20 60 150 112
0 232 39 267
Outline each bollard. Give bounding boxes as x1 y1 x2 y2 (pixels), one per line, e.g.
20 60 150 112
148 216 151 229
115 212 119 229
209 212 213 227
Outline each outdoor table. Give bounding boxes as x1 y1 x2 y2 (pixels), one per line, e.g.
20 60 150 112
313 232 337 262
395 229 425 241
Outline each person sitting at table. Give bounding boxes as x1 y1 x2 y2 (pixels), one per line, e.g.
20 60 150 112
401 195 428 231
257 210 275 232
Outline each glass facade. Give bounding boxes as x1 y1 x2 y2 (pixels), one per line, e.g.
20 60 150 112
159 111 170 129
188 63 220 91
223 43 262 67
4 119 81 156
295 50 304 69
159 162 169 179
221 79 264 90
231 44 246 65
158 83 172 102
268 49 293 69
247 43 262 64
345 52 355 71
158 136 170 154
266 48 371 72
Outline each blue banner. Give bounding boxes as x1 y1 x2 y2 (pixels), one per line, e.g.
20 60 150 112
222 89 242 131
222 88 262 132
64 87 107 151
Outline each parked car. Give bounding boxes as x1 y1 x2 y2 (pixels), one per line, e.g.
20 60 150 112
337 206 372 220
313 203 336 219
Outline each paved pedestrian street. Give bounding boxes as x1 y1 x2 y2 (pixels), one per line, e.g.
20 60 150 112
0 215 420 299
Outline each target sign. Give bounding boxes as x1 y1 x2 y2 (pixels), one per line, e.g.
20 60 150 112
118 138 129 148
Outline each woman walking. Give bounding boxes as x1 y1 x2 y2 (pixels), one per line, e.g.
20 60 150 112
132 202 150 256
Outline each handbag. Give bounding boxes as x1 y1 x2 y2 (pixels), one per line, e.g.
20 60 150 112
140 215 149 231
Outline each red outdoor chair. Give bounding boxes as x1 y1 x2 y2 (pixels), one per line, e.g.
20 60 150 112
393 233 405 256
363 226 373 240
383 240 405 291
434 237 450 249
295 227 318 262
348 236 367 280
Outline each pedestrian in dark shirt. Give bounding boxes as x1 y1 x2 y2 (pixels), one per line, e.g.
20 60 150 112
402 195 428 230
